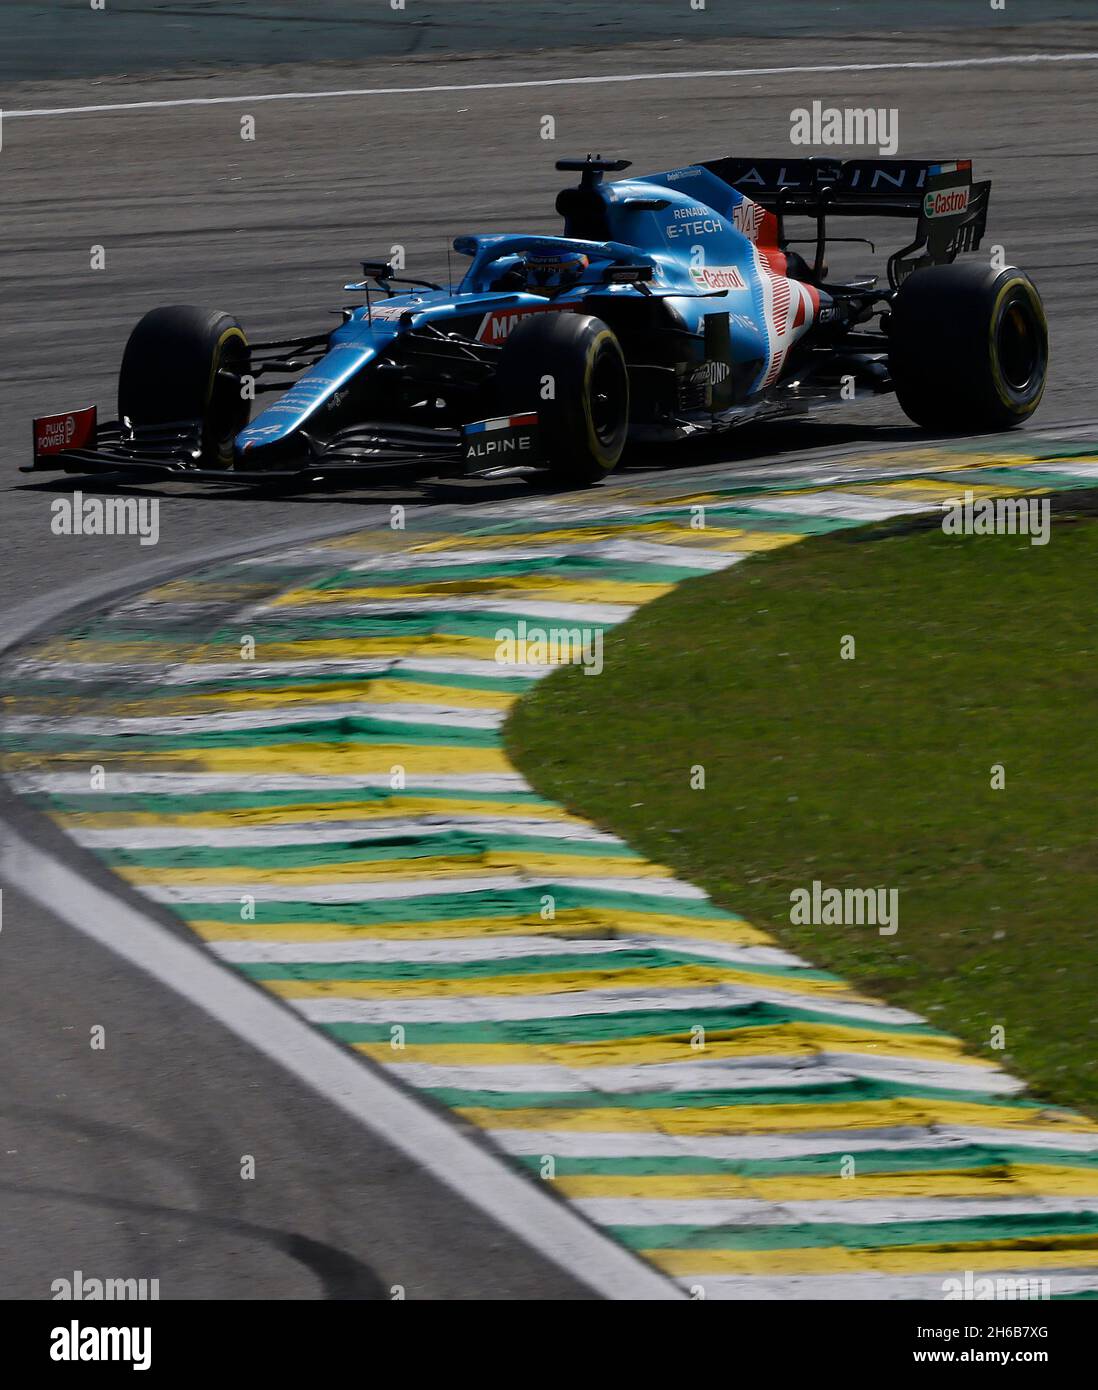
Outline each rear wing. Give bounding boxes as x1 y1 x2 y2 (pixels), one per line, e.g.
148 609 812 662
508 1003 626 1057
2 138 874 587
702 156 990 287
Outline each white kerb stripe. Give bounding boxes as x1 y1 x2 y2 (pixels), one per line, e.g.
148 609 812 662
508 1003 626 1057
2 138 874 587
669 1270 1098 1301
488 1127 1098 1159
576 1195 1098 1227
13 771 533 795
209 936 801 967
251 598 637 624
5 702 505 736
379 1057 1019 1096
143 874 705 905
73 818 622 850
289 985 923 1026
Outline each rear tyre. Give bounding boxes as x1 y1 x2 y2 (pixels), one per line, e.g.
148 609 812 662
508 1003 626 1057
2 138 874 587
495 311 629 486
118 305 251 468
887 262 1047 432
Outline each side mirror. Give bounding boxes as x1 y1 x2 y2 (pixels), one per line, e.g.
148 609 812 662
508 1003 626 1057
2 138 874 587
604 265 654 284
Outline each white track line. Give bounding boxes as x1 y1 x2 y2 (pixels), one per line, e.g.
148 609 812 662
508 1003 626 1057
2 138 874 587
6 53 1098 120
0 822 680 1300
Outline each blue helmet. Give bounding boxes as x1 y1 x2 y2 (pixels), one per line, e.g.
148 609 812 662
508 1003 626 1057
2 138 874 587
522 249 590 292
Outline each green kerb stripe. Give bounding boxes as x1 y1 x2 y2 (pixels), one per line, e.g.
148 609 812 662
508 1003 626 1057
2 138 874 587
424 1082 1044 1111
616 1209 1098 1251
512 1148 1098 1177
234 948 839 984
104 832 642 870
319 1005 950 1046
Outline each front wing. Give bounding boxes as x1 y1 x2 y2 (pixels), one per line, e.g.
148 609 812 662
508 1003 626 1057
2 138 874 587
24 408 544 485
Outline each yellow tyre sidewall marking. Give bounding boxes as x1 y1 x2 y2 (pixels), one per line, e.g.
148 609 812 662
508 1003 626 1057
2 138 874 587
582 329 627 472
989 277 1047 415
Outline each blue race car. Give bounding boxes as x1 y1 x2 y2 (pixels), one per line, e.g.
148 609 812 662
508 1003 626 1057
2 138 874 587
29 154 1048 489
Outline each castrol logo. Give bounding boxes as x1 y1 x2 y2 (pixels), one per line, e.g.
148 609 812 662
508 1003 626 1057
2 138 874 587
923 185 970 219
689 265 748 292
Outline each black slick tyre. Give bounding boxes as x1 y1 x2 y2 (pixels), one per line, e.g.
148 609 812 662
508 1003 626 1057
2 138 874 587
495 311 629 486
888 262 1047 431
118 305 251 468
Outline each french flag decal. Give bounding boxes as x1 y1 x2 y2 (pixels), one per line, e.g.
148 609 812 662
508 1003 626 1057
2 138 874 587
463 412 538 435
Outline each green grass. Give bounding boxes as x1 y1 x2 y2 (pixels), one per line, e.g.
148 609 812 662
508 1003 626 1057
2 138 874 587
507 509 1098 1115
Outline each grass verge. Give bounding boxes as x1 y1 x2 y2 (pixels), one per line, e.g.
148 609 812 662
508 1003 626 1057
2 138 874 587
507 506 1098 1115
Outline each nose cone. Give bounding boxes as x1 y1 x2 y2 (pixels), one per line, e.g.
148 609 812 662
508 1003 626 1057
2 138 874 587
233 426 304 471
235 340 379 464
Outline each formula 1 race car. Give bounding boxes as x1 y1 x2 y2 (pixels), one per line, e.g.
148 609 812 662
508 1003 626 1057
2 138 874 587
27 153 1048 490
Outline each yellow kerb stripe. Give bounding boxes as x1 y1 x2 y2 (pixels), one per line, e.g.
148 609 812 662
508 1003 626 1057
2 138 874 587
458 1100 1098 1135
58 797 581 831
411 524 805 552
30 634 510 665
272 578 672 606
647 1241 1098 1278
117 849 665 889
186 907 767 943
356 1024 983 1068
554 1167 1098 1203
55 679 521 718
17 743 515 775
260 961 859 1002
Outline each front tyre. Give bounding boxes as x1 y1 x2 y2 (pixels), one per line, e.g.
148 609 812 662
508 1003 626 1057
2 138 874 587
887 262 1047 432
495 311 629 486
118 305 251 468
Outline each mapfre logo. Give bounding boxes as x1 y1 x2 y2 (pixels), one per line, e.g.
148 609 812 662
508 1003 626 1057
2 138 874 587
923 185 971 219
475 306 561 343
690 265 748 292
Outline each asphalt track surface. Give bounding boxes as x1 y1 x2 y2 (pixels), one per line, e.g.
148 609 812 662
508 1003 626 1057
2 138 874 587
5 1 1095 82
1 16 1097 1299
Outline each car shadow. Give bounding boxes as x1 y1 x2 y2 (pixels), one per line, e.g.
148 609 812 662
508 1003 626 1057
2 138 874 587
618 416 936 476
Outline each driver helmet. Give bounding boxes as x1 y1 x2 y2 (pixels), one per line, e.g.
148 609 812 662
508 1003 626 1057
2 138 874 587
521 249 590 293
